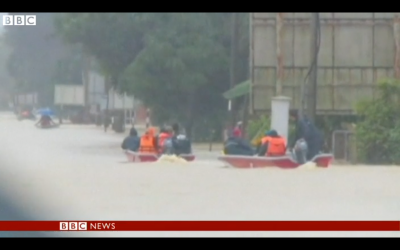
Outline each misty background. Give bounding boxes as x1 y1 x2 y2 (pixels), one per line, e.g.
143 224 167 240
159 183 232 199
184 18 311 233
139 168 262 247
0 13 250 142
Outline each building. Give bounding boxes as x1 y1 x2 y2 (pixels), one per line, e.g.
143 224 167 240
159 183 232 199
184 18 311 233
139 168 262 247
249 13 400 115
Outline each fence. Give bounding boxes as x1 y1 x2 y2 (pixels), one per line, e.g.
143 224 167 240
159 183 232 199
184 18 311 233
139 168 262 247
331 130 355 163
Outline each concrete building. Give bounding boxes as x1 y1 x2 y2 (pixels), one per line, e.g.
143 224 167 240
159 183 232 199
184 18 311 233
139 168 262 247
250 13 400 115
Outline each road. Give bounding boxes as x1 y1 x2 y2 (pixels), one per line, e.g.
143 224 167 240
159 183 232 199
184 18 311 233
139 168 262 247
0 112 399 237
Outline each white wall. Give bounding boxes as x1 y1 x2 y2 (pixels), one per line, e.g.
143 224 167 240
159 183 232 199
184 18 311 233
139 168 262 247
108 89 134 110
87 70 105 105
15 93 38 105
54 85 84 105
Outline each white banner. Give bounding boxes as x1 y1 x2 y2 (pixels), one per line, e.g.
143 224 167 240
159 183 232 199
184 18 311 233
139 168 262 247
54 85 84 105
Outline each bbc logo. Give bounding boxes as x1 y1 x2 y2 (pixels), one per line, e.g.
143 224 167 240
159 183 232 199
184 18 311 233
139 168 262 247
2 15 36 26
60 222 87 230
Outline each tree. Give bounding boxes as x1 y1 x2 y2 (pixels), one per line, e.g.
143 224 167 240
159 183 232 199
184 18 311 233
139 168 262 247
356 78 400 164
120 13 249 137
0 34 14 106
3 13 81 105
55 13 145 88
56 13 250 139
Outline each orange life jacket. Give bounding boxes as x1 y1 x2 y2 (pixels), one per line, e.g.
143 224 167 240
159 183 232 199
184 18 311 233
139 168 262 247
261 136 271 145
139 135 156 153
139 127 157 153
158 132 171 153
266 136 286 156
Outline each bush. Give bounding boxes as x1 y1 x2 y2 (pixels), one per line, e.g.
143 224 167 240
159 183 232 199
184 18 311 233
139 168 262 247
356 78 400 164
246 115 270 144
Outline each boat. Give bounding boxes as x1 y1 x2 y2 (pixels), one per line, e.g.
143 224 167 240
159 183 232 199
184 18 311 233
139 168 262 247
35 123 60 129
17 113 36 121
217 153 333 169
125 150 195 162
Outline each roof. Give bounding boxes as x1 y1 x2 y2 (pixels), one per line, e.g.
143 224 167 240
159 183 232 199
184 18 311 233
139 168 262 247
222 80 250 100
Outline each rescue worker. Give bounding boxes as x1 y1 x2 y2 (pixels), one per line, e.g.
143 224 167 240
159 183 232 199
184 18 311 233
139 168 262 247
257 130 275 156
167 123 192 155
224 130 254 156
157 126 173 154
139 127 157 153
292 137 308 164
121 127 140 152
258 129 286 157
103 111 111 133
292 113 323 160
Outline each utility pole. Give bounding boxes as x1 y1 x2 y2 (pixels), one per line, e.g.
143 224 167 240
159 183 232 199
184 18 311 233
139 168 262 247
82 52 90 123
229 12 238 126
306 13 319 123
276 13 284 96
104 75 110 132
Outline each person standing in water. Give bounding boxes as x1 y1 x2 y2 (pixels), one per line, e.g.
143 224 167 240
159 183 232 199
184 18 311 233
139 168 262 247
103 111 111 132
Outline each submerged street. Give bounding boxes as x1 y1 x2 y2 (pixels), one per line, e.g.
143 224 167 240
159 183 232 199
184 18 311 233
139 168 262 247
0 112 399 237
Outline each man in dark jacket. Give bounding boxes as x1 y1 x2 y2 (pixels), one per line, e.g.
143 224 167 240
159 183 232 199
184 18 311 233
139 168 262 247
292 113 323 160
167 123 192 155
121 127 140 152
224 130 254 156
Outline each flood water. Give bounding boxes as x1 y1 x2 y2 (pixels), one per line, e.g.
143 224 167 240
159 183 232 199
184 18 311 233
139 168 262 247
0 112 399 237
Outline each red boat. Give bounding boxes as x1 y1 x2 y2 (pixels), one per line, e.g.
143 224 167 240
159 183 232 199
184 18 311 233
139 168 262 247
217 154 333 169
125 150 195 162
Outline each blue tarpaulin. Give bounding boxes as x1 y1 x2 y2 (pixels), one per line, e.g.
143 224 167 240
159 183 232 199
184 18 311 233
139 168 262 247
36 108 54 116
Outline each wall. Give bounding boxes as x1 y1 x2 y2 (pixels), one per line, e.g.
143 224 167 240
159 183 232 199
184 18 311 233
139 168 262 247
87 70 105 105
14 93 38 106
108 90 134 110
54 85 84 105
250 13 400 115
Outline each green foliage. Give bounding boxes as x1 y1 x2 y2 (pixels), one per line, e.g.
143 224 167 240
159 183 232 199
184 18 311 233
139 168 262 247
356 78 400 164
6 13 250 140
119 14 235 128
247 115 270 142
246 115 296 146
51 13 249 138
52 46 83 85
55 13 145 82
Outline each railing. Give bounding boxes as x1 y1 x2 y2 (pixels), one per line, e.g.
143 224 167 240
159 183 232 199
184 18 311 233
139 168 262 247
332 130 355 163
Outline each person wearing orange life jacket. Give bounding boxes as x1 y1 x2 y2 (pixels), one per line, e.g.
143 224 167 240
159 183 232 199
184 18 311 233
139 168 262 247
139 127 157 153
258 129 286 156
257 130 274 156
266 130 287 156
157 126 173 154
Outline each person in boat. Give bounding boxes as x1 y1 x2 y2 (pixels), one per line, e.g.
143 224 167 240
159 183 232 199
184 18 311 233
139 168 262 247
257 130 275 156
292 113 323 160
121 127 140 152
156 126 173 154
21 110 30 117
35 114 56 127
139 127 158 154
224 130 254 156
165 123 192 155
258 129 286 157
291 137 308 164
19 108 34 119
232 121 243 138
